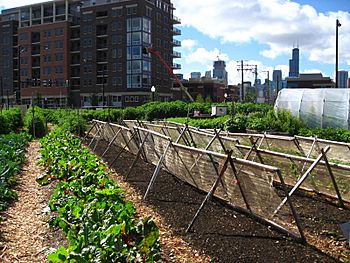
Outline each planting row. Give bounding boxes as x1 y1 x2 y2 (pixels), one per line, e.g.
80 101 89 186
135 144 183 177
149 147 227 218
37 130 160 262
2 101 350 142
0 133 30 211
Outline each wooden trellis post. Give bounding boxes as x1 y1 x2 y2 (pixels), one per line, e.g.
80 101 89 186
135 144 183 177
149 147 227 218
186 151 232 233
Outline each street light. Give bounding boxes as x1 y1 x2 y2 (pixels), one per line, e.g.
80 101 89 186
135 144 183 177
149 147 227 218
151 85 156 101
224 92 228 103
335 19 341 89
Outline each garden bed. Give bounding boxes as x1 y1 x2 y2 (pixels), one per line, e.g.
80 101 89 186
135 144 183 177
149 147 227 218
90 138 350 262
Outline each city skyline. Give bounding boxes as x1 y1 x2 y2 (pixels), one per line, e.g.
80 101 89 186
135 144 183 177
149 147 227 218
173 0 350 84
1 0 350 85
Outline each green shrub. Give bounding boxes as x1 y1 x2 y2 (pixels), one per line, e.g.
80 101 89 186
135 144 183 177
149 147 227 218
58 112 87 136
24 107 47 138
0 108 23 134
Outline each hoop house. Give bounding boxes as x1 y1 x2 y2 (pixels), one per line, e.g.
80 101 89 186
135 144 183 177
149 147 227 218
275 88 350 129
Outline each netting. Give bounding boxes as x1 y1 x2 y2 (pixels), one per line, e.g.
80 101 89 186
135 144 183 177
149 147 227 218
87 120 305 240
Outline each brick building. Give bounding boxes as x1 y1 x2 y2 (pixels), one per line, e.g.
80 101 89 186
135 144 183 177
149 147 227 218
0 0 181 107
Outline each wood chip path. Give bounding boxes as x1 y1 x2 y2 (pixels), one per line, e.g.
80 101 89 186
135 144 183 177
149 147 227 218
0 141 65 263
0 140 210 263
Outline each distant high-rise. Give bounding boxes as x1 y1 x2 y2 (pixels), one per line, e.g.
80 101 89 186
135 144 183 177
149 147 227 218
338 70 348 88
273 70 282 83
190 72 201 79
213 59 228 85
289 47 299 77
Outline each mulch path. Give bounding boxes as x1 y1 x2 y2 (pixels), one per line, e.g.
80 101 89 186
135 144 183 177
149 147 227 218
0 141 66 263
90 138 350 263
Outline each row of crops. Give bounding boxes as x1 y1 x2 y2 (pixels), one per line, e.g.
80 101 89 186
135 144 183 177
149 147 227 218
3 102 350 142
0 107 160 262
0 133 30 212
37 130 160 262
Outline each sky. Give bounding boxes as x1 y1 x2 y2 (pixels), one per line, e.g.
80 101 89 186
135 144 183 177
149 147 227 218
1 0 349 85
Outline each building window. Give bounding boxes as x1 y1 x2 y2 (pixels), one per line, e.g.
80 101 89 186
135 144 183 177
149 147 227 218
127 17 141 32
19 32 28 40
55 65 63 74
126 6 137 16
96 11 108 18
112 8 123 17
43 66 51 75
43 55 51 62
125 96 130 102
55 28 64 36
55 40 64 48
55 53 64 61
112 35 122 44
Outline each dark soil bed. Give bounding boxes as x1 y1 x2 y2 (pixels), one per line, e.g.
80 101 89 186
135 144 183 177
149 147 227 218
88 138 350 263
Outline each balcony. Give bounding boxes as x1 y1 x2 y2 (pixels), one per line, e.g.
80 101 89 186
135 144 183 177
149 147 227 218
170 15 181 24
171 51 181 58
171 39 181 46
171 27 181 35
172 63 181 70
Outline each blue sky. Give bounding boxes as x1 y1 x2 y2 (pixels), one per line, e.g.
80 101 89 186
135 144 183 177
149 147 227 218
1 0 349 85
173 0 350 84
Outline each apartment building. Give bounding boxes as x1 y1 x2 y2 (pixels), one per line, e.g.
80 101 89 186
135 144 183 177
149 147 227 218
0 0 181 107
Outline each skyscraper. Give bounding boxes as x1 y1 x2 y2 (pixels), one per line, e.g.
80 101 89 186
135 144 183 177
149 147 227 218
289 47 299 78
338 70 349 88
213 59 228 85
0 0 181 107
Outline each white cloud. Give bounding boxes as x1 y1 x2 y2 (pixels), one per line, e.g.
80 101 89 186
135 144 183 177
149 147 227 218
173 0 350 66
181 39 198 50
185 47 229 65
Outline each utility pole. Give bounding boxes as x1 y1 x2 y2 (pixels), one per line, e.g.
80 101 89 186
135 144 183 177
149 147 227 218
237 61 257 102
335 19 341 89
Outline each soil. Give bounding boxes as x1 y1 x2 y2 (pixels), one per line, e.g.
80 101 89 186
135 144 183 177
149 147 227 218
89 138 350 263
0 141 66 263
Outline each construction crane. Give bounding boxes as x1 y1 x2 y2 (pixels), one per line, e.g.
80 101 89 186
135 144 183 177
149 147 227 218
143 47 194 102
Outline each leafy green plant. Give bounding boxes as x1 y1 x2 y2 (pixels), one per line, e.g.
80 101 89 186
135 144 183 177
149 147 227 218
0 108 23 134
24 107 47 138
38 130 160 262
0 133 30 211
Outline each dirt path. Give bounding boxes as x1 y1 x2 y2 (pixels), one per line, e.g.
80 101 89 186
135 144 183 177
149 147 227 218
0 141 65 263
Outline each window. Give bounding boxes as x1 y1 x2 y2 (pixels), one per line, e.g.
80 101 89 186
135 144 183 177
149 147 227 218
43 55 51 62
20 57 28 65
125 96 129 102
19 32 28 40
82 25 92 34
82 38 93 48
127 17 141 32
143 18 151 33
112 21 122 31
96 11 108 18
43 66 51 75
127 32 141 45
112 8 123 17
55 65 63 74
146 7 152 17
55 40 64 48
127 46 141 59
143 32 151 44
143 60 151 71
55 53 64 61
112 35 122 44
127 6 137 16
55 28 64 36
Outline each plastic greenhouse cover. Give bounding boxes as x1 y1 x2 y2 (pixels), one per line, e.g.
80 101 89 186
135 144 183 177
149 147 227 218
274 89 350 129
